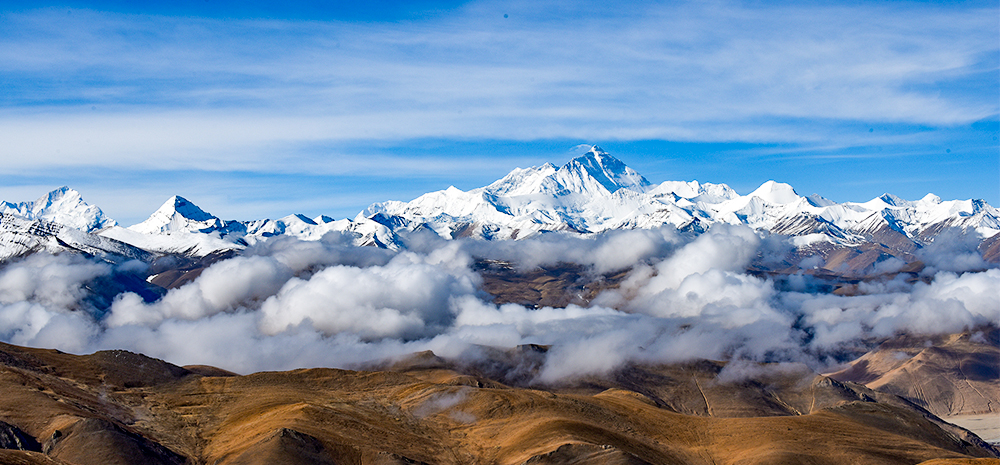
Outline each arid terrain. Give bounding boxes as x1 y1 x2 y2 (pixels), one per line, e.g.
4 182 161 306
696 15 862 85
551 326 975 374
0 327 997 465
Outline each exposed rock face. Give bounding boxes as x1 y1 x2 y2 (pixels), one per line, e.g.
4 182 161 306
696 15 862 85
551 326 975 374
0 420 41 452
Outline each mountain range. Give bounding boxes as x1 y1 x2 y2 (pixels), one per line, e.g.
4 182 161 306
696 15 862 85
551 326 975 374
2 146 997 275
1 147 998 465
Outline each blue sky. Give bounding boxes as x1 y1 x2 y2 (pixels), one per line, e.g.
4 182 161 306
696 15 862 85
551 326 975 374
0 0 997 226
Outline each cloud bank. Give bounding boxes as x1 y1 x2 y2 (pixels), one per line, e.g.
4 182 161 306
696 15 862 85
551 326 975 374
0 227 996 381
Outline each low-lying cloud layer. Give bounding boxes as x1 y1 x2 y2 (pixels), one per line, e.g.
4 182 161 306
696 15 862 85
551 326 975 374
0 227 997 380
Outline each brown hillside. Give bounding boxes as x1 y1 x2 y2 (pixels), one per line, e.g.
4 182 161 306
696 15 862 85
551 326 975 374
828 327 1000 417
0 341 996 465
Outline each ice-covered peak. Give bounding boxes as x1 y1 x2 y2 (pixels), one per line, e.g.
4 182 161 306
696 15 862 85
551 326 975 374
877 193 909 207
562 146 650 194
0 186 117 232
650 181 738 203
920 193 942 204
482 147 650 198
39 186 75 206
651 180 703 198
748 181 800 205
129 195 222 234
163 196 204 217
806 194 836 208
485 163 560 196
279 213 318 226
161 196 215 221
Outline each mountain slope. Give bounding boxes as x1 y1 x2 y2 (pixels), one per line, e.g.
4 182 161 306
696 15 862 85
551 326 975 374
0 340 994 465
98 197 399 256
0 187 116 233
828 328 1000 418
361 146 999 258
2 146 997 263
0 212 152 263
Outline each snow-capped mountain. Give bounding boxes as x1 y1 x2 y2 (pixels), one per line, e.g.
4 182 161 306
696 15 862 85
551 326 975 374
0 188 147 262
129 196 225 235
1 146 997 269
365 146 999 247
0 187 116 232
365 146 702 239
101 195 399 256
0 211 150 262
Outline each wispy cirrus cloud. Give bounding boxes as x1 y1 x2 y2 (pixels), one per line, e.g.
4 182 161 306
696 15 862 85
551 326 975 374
0 0 996 222
2 2 995 149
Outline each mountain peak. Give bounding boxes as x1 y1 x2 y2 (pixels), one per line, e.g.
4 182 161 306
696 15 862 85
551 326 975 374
563 146 650 194
0 186 116 232
37 186 83 211
47 185 75 198
571 145 611 166
161 195 215 221
920 193 942 204
749 181 800 205
806 193 835 208
480 146 652 198
877 193 908 207
129 195 221 234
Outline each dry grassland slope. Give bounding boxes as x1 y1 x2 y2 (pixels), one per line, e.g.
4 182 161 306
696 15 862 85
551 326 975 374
0 340 996 465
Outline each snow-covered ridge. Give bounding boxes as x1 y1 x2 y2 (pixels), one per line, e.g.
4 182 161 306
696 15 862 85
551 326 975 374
0 187 116 233
365 146 1000 245
129 195 222 235
1 146 997 258
0 212 150 262
100 199 397 256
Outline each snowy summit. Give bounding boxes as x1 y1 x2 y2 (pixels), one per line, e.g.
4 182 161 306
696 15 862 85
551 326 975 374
0 146 997 262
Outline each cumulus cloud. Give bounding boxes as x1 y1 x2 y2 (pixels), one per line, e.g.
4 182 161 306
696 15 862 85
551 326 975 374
107 255 293 326
257 248 479 340
788 269 1000 351
460 226 684 274
245 233 395 272
916 227 990 274
594 225 772 320
0 225 996 384
0 254 110 353
0 253 110 309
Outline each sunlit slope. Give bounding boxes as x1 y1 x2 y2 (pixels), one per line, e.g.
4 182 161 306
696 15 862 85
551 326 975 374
0 341 995 465
829 328 1000 417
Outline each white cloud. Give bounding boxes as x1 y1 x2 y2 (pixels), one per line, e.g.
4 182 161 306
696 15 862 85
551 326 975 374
257 248 479 339
0 1 995 173
462 227 683 273
107 255 293 326
0 223 996 382
0 253 110 308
